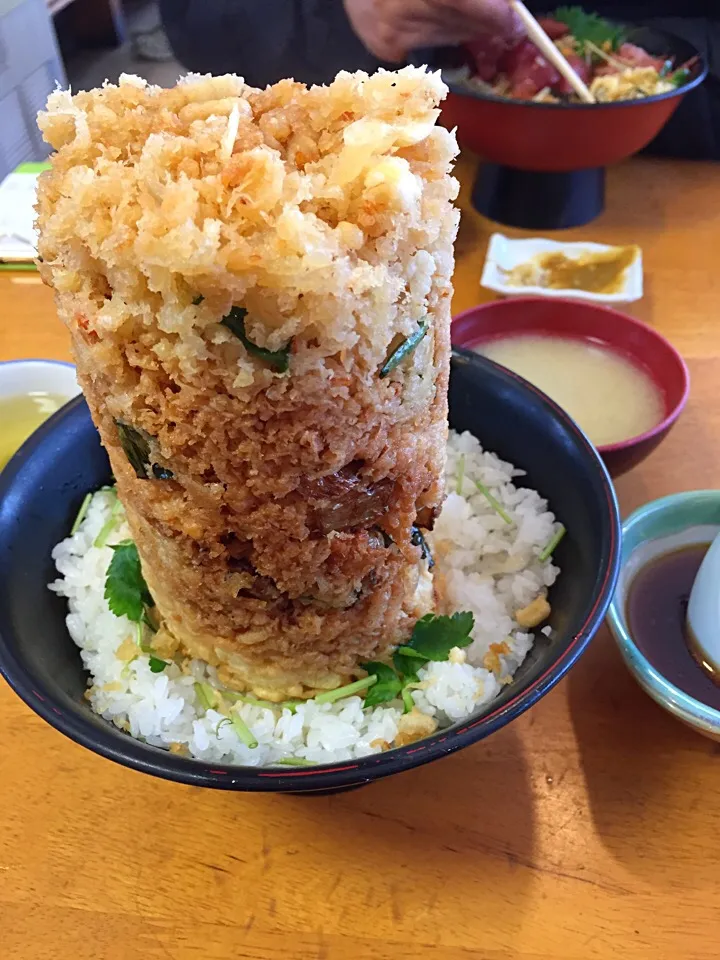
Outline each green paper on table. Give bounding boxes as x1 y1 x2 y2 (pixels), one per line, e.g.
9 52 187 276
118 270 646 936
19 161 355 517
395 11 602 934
0 162 50 269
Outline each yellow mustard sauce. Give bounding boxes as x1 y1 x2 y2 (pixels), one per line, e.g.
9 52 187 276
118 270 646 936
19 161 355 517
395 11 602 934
507 245 639 294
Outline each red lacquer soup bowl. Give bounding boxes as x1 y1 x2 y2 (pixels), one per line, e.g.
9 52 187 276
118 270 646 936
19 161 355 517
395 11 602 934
452 297 690 477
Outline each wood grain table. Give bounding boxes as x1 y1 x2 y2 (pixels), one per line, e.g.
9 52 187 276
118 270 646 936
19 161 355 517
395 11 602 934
2 154 719 960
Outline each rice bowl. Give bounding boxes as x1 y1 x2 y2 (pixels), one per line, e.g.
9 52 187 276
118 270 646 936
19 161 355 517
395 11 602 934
0 63 620 789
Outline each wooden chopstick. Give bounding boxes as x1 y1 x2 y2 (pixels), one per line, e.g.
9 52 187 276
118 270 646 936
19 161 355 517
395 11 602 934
509 0 596 103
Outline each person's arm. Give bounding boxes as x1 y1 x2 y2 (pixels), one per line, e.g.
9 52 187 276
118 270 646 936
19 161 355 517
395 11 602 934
160 0 385 89
160 0 522 89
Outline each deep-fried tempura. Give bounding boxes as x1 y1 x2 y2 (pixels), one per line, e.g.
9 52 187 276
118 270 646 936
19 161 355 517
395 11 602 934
36 67 459 698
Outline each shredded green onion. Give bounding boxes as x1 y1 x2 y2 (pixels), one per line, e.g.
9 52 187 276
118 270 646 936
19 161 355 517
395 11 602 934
538 524 567 563
401 688 415 714
230 711 258 748
215 718 232 737
94 495 122 548
475 479 513 525
315 675 377 704
276 757 314 766
194 681 216 712
456 454 465 495
70 492 93 535
135 621 146 650
222 692 302 713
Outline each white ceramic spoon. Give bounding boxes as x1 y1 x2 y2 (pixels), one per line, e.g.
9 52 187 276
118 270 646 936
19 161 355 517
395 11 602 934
687 531 720 677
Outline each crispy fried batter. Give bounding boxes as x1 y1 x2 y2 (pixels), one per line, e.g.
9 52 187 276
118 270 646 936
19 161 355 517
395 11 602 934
36 68 459 696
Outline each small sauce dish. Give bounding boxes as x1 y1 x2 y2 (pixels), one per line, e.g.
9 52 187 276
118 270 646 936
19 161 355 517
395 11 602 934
480 233 644 303
608 491 720 740
0 359 80 470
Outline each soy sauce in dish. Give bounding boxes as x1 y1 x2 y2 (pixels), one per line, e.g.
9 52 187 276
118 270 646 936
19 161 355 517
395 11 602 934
626 543 720 707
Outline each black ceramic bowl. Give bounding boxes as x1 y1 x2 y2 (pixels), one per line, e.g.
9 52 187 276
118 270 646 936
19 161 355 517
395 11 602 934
0 351 620 793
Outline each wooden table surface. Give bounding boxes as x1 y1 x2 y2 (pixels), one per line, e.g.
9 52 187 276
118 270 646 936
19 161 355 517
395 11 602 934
2 154 720 960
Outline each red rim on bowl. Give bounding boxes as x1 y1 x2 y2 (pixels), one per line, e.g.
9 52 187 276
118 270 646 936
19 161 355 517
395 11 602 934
414 26 708 171
451 297 690 457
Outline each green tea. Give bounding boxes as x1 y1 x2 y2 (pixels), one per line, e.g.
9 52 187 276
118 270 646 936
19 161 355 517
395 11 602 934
0 392 68 469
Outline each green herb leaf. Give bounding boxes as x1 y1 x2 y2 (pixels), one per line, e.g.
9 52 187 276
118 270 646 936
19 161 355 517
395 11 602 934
115 420 151 480
104 541 153 622
362 612 476 708
670 67 690 88
70 492 93 535
192 294 204 305
361 661 404 707
475 478 513 525
148 656 167 673
405 612 474 662
315 675 377 704
221 306 292 373
538 524 566 562
554 6 626 52
393 644 427 681
115 421 173 482
456 454 465 495
379 320 428 378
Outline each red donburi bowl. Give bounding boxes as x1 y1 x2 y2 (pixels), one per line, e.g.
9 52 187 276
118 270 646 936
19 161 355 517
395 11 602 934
452 298 690 477
432 26 707 170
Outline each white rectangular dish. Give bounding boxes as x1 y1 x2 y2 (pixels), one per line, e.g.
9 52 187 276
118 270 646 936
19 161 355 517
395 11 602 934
480 233 644 304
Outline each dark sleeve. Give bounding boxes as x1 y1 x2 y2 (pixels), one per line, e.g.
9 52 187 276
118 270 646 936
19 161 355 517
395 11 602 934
641 17 720 161
527 4 720 160
159 0 388 88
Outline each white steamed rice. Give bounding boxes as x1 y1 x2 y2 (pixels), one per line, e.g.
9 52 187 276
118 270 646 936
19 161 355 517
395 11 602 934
48 430 561 766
